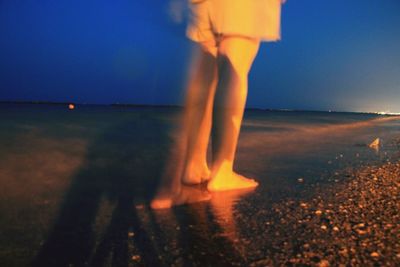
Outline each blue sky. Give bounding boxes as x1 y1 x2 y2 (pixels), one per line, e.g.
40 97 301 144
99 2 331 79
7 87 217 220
0 0 399 112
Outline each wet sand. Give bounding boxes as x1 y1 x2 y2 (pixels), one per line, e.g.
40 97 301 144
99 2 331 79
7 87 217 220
0 105 399 266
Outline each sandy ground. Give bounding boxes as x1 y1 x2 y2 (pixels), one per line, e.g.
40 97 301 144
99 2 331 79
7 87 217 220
244 156 400 266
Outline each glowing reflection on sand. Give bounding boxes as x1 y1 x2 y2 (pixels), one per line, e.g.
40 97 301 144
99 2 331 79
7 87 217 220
210 188 256 243
148 187 256 263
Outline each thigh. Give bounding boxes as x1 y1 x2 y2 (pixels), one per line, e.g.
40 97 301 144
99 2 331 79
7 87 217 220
218 36 260 74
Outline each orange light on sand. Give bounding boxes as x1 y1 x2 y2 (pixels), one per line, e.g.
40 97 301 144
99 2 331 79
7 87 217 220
210 188 256 242
68 104 75 110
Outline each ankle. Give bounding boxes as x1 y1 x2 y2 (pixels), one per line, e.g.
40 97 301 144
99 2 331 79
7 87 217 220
211 160 233 176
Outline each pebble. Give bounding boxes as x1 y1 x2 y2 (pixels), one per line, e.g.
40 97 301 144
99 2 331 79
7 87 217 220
131 255 141 261
355 223 365 228
318 259 330 267
356 229 367 235
370 252 379 258
300 202 308 208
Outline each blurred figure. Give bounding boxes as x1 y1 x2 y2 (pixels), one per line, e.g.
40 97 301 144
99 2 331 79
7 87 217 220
151 0 283 209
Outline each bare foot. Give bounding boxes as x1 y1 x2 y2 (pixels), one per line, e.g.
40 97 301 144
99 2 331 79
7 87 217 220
207 169 258 192
182 164 211 185
150 185 211 209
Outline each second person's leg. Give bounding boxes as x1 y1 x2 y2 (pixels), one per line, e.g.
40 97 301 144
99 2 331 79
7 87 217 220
208 36 260 191
181 42 218 184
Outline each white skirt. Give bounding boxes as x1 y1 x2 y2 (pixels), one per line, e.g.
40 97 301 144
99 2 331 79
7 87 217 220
187 0 282 42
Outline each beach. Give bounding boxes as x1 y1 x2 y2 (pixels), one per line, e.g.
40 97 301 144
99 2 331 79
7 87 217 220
0 104 399 266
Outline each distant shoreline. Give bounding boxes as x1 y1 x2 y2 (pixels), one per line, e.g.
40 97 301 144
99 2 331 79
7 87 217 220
0 100 399 116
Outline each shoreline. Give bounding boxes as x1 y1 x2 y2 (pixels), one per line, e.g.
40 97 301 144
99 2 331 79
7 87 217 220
1 100 399 116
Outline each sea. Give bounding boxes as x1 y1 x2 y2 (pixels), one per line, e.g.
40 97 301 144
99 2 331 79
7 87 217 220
1 103 398 191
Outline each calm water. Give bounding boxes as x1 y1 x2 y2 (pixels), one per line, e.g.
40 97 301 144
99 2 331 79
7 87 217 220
0 103 399 266
1 103 399 204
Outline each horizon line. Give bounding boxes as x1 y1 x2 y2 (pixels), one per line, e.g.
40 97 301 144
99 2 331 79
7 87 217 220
0 100 399 116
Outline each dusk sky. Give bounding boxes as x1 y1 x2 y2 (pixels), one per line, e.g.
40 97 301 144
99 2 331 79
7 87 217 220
0 0 399 113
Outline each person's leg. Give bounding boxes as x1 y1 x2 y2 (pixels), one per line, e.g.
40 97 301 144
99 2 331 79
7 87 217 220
150 42 217 209
208 36 260 191
181 41 218 184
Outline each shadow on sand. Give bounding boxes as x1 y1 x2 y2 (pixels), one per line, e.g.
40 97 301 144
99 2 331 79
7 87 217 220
31 110 244 267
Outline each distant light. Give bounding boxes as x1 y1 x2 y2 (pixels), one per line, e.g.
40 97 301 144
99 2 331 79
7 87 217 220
68 104 75 110
376 111 400 115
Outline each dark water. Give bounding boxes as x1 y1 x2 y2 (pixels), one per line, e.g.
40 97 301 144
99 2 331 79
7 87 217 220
240 109 400 197
0 104 399 266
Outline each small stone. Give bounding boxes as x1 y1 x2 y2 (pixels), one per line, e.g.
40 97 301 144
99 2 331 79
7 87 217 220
356 223 365 228
319 259 330 267
370 252 379 258
357 229 367 235
339 248 348 256
132 255 141 261
289 258 300 264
